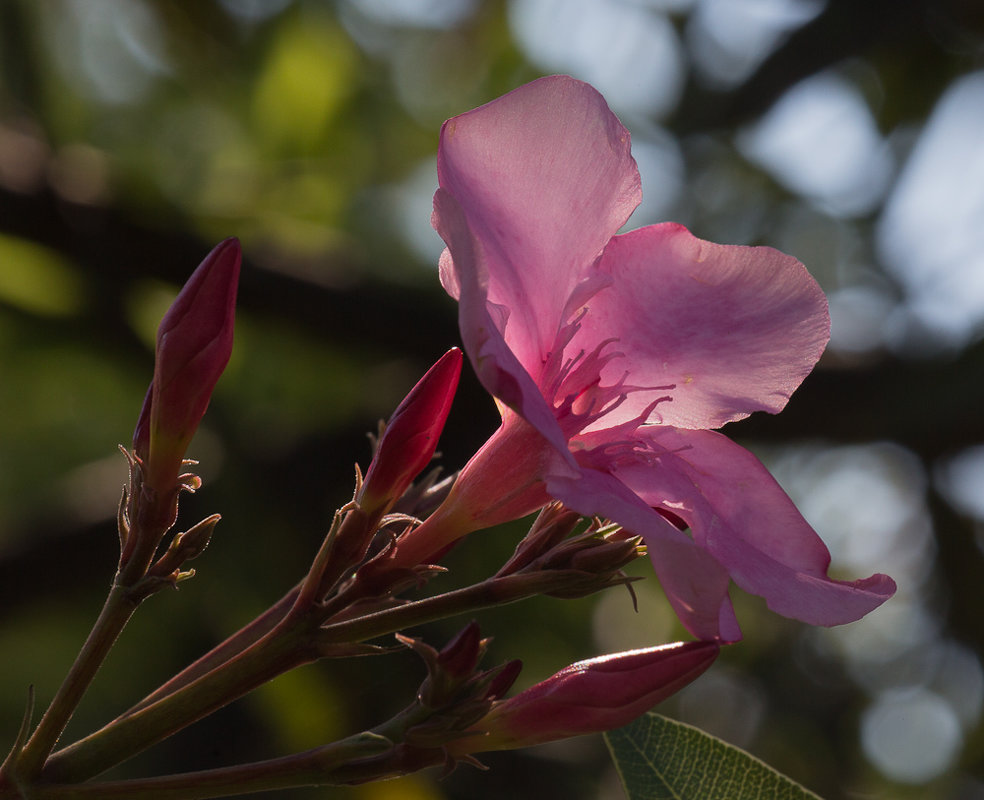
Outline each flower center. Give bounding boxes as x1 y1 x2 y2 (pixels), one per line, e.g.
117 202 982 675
540 312 674 439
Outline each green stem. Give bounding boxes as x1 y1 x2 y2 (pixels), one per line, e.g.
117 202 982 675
41 570 584 785
41 618 314 785
28 732 404 800
128 505 374 717
30 695 453 800
11 474 181 783
126 584 301 715
13 583 140 780
317 570 585 646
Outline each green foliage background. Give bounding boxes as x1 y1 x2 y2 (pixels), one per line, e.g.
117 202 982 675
2 2 984 798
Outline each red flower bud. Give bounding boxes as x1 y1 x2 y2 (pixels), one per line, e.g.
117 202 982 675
456 640 718 752
437 620 487 682
359 348 462 516
133 238 240 492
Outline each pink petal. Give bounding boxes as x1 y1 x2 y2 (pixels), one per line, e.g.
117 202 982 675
435 75 641 374
546 465 740 641
433 189 573 463
572 223 830 430
387 413 559 568
610 426 896 626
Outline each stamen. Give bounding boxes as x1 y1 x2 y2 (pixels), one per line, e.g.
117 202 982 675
541 313 678 438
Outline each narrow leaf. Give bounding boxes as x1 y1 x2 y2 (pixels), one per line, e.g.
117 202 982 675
604 712 822 800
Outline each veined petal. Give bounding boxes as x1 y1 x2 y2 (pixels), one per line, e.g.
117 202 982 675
546 465 740 641
435 75 641 373
612 426 896 626
433 188 574 464
573 223 829 430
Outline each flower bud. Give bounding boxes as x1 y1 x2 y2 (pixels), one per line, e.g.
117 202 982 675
147 513 221 580
435 621 487 685
455 641 718 752
496 502 583 576
399 621 491 709
396 625 523 751
359 348 462 517
133 238 240 492
565 537 642 574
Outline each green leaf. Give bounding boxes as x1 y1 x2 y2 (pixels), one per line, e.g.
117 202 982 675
604 712 823 800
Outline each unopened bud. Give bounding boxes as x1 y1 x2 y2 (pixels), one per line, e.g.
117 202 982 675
437 621 487 683
147 513 221 579
566 537 643 574
133 238 240 492
359 349 462 518
452 641 719 753
496 502 583 576
171 513 220 562
399 621 491 709
399 626 523 750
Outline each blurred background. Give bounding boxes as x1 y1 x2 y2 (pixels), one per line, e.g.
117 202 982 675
1 0 983 798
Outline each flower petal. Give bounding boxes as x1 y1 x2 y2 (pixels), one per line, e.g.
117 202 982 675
573 223 830 430
433 188 573 463
546 465 740 641
435 74 641 373
611 426 897 626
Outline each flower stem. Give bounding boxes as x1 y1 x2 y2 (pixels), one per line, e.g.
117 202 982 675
12 582 140 780
126 583 301 715
31 688 459 800
40 616 315 785
40 570 582 784
316 570 588 647
29 732 406 800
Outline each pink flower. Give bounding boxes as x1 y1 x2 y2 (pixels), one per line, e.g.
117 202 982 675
359 348 463 517
450 641 719 752
397 76 894 641
133 238 240 492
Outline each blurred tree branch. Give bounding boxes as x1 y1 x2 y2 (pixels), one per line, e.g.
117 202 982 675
0 184 457 357
671 0 984 134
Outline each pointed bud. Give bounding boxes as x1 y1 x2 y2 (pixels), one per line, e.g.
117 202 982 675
563 537 643 575
359 349 462 517
147 513 221 580
486 658 523 701
171 513 220 562
133 238 240 492
399 621 490 709
454 641 719 753
496 502 583 577
398 626 523 750
437 621 487 683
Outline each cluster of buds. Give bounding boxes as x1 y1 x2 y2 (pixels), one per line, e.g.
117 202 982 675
119 239 718 754
496 502 645 598
0 237 726 800
385 626 718 771
397 623 521 752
